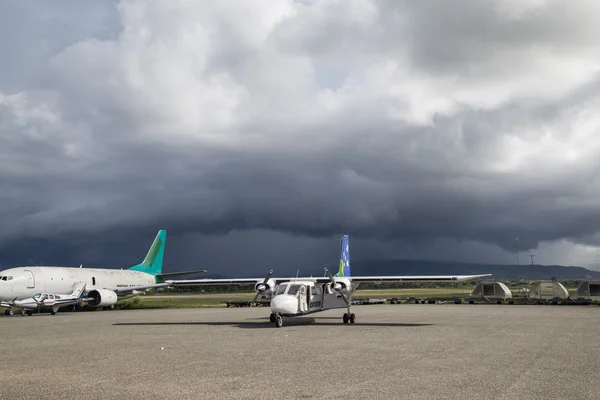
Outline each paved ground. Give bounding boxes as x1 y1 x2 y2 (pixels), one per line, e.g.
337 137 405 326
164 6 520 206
0 304 599 400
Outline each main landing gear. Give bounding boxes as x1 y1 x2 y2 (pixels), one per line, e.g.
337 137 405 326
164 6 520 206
342 305 356 324
270 313 283 328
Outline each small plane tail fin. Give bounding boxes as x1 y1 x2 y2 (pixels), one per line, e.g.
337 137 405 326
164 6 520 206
71 282 87 299
128 230 166 276
334 235 351 277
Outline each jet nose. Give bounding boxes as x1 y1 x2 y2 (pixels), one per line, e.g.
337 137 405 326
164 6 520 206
270 295 298 315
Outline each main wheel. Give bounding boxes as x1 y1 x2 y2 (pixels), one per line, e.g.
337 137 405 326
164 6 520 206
349 313 356 324
343 313 349 324
4 309 9 316
27 311 33 316
50 310 56 315
275 315 283 328
21 310 26 316
269 313 276 323
8 309 13 316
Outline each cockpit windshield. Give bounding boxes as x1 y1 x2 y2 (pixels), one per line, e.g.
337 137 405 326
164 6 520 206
274 284 287 296
287 284 300 296
0 276 13 281
274 283 302 296
33 293 42 299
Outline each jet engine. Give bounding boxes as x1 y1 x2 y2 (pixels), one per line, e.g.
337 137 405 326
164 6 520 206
87 289 118 307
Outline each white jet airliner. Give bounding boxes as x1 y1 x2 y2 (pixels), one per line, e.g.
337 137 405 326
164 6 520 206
167 235 491 327
0 230 205 310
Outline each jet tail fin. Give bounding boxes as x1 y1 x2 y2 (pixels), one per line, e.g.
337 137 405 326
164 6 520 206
128 230 167 276
334 235 351 277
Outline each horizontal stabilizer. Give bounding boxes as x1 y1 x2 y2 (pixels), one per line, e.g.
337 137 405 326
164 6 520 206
157 270 207 280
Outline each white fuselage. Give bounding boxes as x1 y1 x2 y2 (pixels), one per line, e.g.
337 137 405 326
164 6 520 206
0 266 155 301
269 281 356 317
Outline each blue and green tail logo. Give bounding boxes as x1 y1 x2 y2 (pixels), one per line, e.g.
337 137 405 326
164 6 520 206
128 230 166 277
334 235 351 277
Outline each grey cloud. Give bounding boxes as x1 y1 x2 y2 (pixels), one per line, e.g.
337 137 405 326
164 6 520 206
2 0 600 272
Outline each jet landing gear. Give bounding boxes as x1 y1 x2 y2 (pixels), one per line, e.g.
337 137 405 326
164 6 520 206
271 313 283 328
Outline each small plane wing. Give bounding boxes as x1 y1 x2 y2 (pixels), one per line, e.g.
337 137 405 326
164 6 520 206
166 274 491 287
343 274 492 283
52 297 95 307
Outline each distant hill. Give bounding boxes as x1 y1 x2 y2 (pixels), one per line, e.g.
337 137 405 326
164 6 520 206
351 260 600 281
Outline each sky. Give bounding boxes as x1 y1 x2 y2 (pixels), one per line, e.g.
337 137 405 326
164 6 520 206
2 0 600 275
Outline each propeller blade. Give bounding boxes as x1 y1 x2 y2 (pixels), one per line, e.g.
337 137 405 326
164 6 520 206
324 268 349 305
251 270 274 306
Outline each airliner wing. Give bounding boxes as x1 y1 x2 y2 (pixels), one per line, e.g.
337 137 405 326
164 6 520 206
166 278 268 286
113 283 171 293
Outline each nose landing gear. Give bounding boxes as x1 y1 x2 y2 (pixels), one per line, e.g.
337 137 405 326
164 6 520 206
271 313 283 328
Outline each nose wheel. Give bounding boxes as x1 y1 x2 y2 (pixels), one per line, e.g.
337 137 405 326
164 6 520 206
273 313 283 328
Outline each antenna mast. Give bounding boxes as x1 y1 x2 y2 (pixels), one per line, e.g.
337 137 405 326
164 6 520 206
515 238 519 266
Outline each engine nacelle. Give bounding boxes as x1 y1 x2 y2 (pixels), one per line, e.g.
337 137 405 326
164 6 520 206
328 277 351 293
254 279 276 294
87 289 118 307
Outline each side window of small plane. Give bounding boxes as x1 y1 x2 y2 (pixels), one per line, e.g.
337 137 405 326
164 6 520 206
49 295 54 300
312 285 320 296
55 295 61 299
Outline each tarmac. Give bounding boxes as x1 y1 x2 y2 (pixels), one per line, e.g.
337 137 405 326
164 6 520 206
1 304 599 400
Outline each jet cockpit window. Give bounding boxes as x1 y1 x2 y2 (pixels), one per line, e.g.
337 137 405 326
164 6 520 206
287 284 300 296
6 276 12 280
0 276 4 281
274 284 287 296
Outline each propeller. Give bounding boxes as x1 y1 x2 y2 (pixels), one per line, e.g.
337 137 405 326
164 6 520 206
251 270 273 305
324 268 349 306
33 294 47 314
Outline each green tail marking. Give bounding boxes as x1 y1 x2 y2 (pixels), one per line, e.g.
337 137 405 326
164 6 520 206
334 259 345 277
128 230 166 277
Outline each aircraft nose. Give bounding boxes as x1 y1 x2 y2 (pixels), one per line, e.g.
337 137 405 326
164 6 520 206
270 295 298 315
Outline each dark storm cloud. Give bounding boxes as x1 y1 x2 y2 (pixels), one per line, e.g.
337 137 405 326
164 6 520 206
2 0 600 271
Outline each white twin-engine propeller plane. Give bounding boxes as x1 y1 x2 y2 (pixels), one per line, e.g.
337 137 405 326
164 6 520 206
167 235 491 328
1 282 92 316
